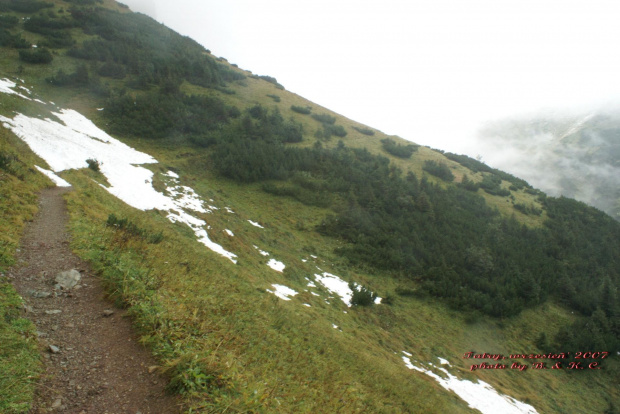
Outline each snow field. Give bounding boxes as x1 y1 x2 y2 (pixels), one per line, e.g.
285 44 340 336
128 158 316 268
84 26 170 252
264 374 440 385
401 352 538 414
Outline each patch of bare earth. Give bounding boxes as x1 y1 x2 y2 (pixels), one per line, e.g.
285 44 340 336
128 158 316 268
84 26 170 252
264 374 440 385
7 188 181 413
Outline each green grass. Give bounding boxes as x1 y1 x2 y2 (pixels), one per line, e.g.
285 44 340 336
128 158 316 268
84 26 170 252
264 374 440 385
58 153 618 413
0 129 50 413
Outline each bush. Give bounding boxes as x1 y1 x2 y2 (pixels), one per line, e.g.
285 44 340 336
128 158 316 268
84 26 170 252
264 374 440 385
422 160 454 182
0 15 18 29
513 203 542 216
0 30 30 49
349 282 377 306
291 105 311 115
311 113 336 125
5 0 53 13
352 126 375 136
86 158 101 172
479 174 510 196
266 94 280 102
18 48 53 64
459 175 479 192
381 138 418 158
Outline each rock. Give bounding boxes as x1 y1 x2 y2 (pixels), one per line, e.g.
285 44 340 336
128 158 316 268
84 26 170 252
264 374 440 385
51 398 62 409
45 310 62 315
55 269 81 289
148 365 158 374
102 309 114 317
30 290 51 298
22 304 34 314
49 345 60 354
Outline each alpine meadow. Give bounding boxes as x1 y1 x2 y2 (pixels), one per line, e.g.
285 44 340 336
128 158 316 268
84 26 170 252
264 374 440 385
0 1 618 413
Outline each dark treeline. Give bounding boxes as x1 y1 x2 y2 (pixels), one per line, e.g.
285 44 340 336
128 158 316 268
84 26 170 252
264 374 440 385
208 127 619 356
66 7 243 88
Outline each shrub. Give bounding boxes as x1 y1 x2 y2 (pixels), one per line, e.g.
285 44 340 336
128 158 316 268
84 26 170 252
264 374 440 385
513 203 542 216
479 174 511 196
0 15 18 29
257 75 284 89
459 175 479 192
18 48 53 64
86 158 101 172
291 105 311 115
0 30 30 49
422 160 454 181
266 94 281 102
5 0 53 13
349 282 377 306
381 138 418 158
311 113 336 125
352 126 375 136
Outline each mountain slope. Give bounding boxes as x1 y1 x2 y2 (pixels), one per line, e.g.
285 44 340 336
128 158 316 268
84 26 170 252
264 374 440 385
474 110 620 220
0 1 618 413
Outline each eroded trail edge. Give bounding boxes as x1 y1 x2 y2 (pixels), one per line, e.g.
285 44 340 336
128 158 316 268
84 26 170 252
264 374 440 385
8 188 180 414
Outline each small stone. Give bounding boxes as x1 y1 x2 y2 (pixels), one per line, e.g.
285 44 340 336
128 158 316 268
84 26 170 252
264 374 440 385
102 310 114 317
66 323 75 328
45 310 62 315
31 290 51 298
55 269 81 289
51 398 62 409
49 345 60 354
147 365 158 374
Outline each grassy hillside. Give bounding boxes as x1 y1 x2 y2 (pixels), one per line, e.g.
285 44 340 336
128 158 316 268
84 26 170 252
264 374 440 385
0 1 618 412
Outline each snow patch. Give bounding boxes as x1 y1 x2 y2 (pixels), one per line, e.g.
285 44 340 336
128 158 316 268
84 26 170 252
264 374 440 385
402 355 538 414
267 259 285 272
0 78 32 100
225 207 235 214
34 166 71 187
0 107 237 264
267 284 298 301
314 272 354 307
248 220 264 228
438 357 450 366
224 229 234 237
253 245 270 256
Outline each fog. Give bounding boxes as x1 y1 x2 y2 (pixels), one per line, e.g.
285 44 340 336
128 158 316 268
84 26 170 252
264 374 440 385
120 0 620 157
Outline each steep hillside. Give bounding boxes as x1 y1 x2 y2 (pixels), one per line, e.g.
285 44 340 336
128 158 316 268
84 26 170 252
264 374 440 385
0 1 618 413
474 110 620 220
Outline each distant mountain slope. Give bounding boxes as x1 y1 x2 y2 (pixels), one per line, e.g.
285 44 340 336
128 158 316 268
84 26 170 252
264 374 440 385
474 110 620 219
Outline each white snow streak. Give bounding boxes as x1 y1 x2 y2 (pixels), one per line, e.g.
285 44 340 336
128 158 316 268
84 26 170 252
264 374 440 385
0 78 32 100
34 166 71 187
401 353 538 414
267 284 298 301
248 220 264 228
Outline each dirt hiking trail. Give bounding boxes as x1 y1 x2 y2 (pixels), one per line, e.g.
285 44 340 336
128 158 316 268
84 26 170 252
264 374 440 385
8 187 181 413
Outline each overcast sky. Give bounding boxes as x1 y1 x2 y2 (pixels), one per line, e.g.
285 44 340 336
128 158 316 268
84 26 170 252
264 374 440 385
121 0 620 155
